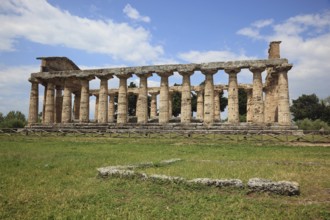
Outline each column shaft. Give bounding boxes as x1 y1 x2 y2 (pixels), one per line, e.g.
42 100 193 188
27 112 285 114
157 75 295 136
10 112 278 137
44 82 55 123
226 68 240 124
150 93 158 118
196 90 204 120
137 74 151 124
277 64 292 125
79 79 89 123
54 87 62 123
42 84 47 123
180 72 193 123
108 94 115 122
117 75 131 123
73 94 80 120
202 70 216 125
28 81 39 124
158 72 173 124
61 82 72 123
246 89 253 122
168 92 172 119
214 90 220 121
250 66 266 124
94 95 99 122
98 77 110 123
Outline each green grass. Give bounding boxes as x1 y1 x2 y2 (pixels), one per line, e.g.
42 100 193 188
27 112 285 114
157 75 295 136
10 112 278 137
0 135 329 219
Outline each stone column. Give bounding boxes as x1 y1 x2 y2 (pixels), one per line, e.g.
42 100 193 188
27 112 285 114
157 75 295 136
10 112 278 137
168 92 173 119
108 93 116 123
54 86 63 123
94 94 99 122
157 72 173 124
225 68 241 124
28 79 39 124
202 69 217 125
250 65 266 124
214 90 221 121
276 64 292 126
98 75 113 123
79 79 90 123
150 92 158 119
42 84 47 123
136 73 152 123
179 71 193 123
61 81 72 123
44 81 55 124
73 93 81 120
246 88 253 122
196 89 204 120
117 74 132 124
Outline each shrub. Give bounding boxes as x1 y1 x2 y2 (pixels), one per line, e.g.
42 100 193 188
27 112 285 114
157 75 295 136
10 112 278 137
295 118 330 131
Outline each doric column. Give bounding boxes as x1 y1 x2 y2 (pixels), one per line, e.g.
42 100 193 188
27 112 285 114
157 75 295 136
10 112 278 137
225 68 241 124
42 84 47 123
61 80 72 123
98 75 113 123
179 71 193 123
73 93 80 120
108 93 116 123
196 88 204 120
28 79 39 124
202 69 217 125
44 81 55 124
94 94 99 122
79 79 90 123
150 92 158 119
246 88 253 122
136 73 152 123
250 65 266 124
157 72 173 124
117 74 132 124
214 89 221 121
276 64 292 126
54 86 62 123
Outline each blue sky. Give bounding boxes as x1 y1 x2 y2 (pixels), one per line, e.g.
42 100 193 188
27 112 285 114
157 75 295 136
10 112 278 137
0 0 330 117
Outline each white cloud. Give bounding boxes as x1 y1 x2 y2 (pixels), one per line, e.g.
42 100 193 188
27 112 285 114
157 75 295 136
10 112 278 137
123 4 151 23
178 50 255 63
0 0 162 64
252 19 274 28
237 11 330 99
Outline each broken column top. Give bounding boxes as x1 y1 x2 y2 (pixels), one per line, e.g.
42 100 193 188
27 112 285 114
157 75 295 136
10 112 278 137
268 41 281 59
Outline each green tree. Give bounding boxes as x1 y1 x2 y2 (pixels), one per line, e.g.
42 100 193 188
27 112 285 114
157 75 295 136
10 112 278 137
0 111 27 128
290 94 324 121
0 112 4 123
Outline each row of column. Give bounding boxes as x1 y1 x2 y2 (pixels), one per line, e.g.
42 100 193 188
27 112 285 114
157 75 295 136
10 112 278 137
28 65 292 125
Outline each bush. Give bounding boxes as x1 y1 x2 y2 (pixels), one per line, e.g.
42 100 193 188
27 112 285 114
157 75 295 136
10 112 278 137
0 111 27 128
295 118 330 131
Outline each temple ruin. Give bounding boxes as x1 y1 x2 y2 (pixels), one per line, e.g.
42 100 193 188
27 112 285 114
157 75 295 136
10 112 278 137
27 41 296 133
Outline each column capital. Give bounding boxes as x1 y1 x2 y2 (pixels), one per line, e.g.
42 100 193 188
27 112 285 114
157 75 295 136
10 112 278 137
149 91 159 95
28 77 39 83
136 72 153 78
156 71 173 78
97 74 113 80
224 67 241 75
201 69 217 75
275 63 293 72
116 73 132 79
249 65 266 73
178 71 194 76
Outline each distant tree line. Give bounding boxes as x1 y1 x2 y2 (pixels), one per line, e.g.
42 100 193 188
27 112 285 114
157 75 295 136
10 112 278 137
0 111 27 128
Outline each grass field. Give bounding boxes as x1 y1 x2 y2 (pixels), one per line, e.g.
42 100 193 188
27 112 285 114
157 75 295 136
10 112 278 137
0 135 329 219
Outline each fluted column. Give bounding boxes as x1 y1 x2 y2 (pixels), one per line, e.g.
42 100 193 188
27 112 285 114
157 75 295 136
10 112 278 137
98 75 113 123
276 64 292 126
94 94 99 122
44 81 55 124
179 71 193 123
136 73 152 123
202 69 217 125
117 74 132 124
108 93 116 123
225 68 241 124
157 72 173 124
28 79 39 124
250 65 266 124
150 92 158 119
61 81 72 123
246 88 253 122
196 89 204 120
214 90 221 121
73 93 80 120
54 86 62 123
79 79 90 123
168 92 173 119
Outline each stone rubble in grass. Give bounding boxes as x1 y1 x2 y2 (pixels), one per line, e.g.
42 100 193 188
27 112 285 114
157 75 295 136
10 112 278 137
247 178 300 196
97 159 300 196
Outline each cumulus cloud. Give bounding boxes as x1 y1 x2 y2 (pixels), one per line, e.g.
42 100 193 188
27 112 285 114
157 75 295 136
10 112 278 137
0 0 162 64
123 4 151 23
237 11 330 99
178 50 255 63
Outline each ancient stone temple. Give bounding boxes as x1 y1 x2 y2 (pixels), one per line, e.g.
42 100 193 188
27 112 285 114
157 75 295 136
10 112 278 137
27 41 293 130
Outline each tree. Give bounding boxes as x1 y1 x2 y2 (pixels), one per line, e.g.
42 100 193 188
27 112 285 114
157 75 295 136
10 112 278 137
290 94 324 121
0 111 27 128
